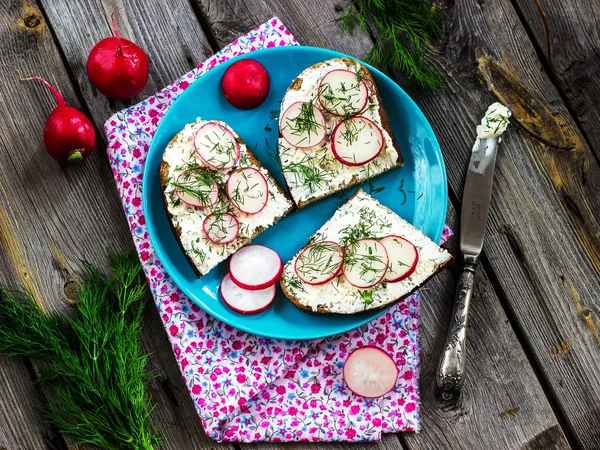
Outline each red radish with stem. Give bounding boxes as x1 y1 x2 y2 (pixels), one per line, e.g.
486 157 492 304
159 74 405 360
87 13 149 99
343 346 398 398
221 59 270 109
22 76 95 164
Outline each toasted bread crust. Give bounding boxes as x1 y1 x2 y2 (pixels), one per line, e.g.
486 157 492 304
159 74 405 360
280 58 404 209
160 128 293 277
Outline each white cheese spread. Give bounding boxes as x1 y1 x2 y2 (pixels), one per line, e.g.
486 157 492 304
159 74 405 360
281 190 451 313
476 102 511 139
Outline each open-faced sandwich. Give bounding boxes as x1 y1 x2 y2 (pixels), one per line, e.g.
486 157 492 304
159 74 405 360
280 190 452 314
278 58 403 208
161 119 293 276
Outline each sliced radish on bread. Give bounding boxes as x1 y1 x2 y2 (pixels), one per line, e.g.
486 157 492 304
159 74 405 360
343 238 389 288
202 213 239 245
318 69 368 116
226 167 269 214
175 169 219 208
194 121 240 170
331 117 384 166
343 346 399 398
294 241 344 285
220 273 275 314
280 101 326 148
229 245 282 290
381 235 419 282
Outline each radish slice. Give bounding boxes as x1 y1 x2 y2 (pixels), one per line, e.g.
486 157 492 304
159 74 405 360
331 116 384 166
280 101 326 148
343 346 399 398
380 235 419 283
343 238 388 288
294 241 344 285
194 121 240 170
229 245 282 290
318 69 368 116
202 213 239 245
220 273 275 314
226 167 269 215
175 169 219 208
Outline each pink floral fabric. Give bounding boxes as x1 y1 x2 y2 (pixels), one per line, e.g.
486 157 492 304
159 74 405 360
104 18 453 442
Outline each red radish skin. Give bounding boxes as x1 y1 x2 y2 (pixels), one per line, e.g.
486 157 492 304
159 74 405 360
220 273 275 315
280 101 327 149
294 241 344 285
318 69 368 116
202 213 239 245
331 116 385 167
86 13 149 99
221 59 270 109
194 122 240 170
343 238 389 288
22 76 95 164
226 167 269 215
343 346 399 398
229 245 283 290
175 170 219 208
380 235 419 283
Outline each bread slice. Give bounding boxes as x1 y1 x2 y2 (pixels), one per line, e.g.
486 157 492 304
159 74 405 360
161 119 293 277
280 190 452 314
278 58 403 208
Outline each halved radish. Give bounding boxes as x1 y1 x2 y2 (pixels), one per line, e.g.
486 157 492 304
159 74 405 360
343 346 399 398
380 235 419 283
318 69 368 116
202 213 239 245
175 169 219 208
294 241 344 285
194 121 240 170
226 167 269 215
280 101 326 148
331 116 384 166
220 273 275 314
343 238 388 288
229 245 282 290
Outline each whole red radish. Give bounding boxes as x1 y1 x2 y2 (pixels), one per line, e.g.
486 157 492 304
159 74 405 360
23 76 95 164
221 59 270 109
87 14 149 99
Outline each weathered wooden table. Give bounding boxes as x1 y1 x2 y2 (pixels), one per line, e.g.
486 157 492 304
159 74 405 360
1 0 599 449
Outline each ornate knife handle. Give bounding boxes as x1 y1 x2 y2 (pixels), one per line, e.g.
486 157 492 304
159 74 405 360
435 262 477 403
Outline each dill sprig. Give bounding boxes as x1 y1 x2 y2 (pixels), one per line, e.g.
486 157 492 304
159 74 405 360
282 152 333 196
295 242 343 283
0 254 159 449
281 100 324 146
336 0 444 90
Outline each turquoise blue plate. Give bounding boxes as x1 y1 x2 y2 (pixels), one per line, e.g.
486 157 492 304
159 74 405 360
143 46 447 340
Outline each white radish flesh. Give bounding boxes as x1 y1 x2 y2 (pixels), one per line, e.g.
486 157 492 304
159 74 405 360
229 245 282 290
331 116 384 166
343 346 399 398
194 121 240 170
202 213 239 245
220 273 275 314
318 69 368 116
226 167 269 215
294 241 344 285
175 170 219 208
280 101 326 148
380 235 419 283
343 238 388 288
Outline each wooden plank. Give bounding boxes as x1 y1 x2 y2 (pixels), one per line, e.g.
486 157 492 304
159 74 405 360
511 0 600 161
191 1 571 449
244 434 403 450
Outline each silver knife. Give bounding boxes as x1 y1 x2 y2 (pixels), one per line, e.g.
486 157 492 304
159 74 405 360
435 135 500 403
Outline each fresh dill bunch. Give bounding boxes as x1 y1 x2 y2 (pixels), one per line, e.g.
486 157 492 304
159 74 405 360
0 253 160 450
336 0 444 90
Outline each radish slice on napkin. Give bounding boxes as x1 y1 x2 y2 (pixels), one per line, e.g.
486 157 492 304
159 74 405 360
226 167 269 214
343 238 388 288
331 116 384 166
294 241 344 285
229 244 282 290
175 169 219 208
220 273 275 314
194 121 240 170
318 69 368 116
280 101 326 148
381 235 419 282
343 346 398 398
202 212 239 245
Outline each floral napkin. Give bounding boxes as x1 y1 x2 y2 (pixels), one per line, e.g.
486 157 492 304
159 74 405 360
104 18 453 442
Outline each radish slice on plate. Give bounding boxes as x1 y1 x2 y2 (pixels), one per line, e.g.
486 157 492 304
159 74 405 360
175 169 219 208
318 69 368 116
220 273 275 314
331 116 384 166
343 238 388 288
380 235 419 283
294 241 344 285
229 245 283 290
343 346 399 398
194 121 240 170
202 213 239 245
280 101 326 148
226 167 269 214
